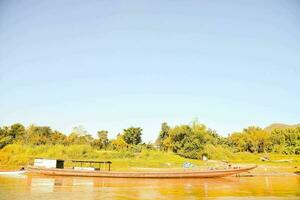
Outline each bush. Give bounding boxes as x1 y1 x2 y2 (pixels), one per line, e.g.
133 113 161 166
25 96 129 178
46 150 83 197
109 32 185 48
203 144 234 160
65 145 94 159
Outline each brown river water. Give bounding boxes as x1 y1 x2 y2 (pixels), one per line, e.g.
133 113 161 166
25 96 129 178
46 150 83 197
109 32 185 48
0 174 299 199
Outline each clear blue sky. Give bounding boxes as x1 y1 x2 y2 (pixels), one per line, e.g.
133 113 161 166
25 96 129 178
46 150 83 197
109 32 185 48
0 0 299 142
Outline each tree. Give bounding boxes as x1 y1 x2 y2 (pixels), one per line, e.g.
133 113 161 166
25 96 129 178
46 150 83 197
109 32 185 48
111 134 128 150
49 130 66 145
72 125 88 136
8 123 25 140
0 124 26 148
156 121 223 159
66 132 93 145
0 126 9 139
228 126 272 153
123 127 142 145
65 125 94 145
156 122 171 151
243 127 271 153
269 127 300 154
169 125 205 159
93 130 109 149
0 126 11 149
228 132 247 152
159 122 170 140
26 125 53 145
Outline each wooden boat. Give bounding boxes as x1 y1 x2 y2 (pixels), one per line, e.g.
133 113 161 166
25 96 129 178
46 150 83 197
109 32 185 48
27 158 257 178
27 165 257 178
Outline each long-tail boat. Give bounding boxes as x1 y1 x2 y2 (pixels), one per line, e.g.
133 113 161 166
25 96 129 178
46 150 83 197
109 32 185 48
27 158 257 178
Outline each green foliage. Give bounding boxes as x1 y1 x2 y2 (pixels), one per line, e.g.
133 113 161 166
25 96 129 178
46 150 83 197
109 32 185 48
26 125 54 145
156 122 171 151
123 127 142 145
270 127 300 154
169 125 203 159
228 127 272 153
49 131 66 145
0 136 12 149
228 126 300 155
160 122 170 140
66 132 93 145
65 145 95 159
0 124 25 147
92 130 109 149
203 144 234 160
8 123 25 140
72 125 88 136
157 122 223 159
0 144 203 170
0 121 299 170
110 134 128 150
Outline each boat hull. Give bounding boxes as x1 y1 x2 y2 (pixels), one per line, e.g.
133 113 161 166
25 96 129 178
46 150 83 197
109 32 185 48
27 166 256 178
0 170 27 175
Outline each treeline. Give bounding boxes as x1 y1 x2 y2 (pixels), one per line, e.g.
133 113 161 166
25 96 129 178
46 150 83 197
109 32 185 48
0 122 299 160
0 124 147 151
155 122 228 159
228 126 300 154
156 122 300 158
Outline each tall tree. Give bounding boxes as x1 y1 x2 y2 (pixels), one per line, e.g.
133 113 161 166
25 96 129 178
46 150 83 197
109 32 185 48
111 134 128 150
9 123 25 140
159 122 170 140
123 127 142 145
94 130 109 149
156 122 171 151
49 130 66 145
169 125 205 159
26 125 53 145
72 125 88 136
0 126 11 148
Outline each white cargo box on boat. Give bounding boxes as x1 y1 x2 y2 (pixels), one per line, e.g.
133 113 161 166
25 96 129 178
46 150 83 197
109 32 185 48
34 158 64 169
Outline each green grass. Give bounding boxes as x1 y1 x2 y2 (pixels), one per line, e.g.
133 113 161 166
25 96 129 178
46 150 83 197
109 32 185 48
0 144 299 173
0 144 204 170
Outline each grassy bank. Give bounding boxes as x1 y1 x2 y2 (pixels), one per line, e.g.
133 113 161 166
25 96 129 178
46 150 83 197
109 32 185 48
0 144 299 174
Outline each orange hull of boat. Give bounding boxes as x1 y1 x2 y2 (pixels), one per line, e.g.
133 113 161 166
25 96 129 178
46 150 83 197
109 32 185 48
27 166 256 178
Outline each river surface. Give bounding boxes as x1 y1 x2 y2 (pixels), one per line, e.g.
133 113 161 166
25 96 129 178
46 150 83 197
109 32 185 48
0 175 299 199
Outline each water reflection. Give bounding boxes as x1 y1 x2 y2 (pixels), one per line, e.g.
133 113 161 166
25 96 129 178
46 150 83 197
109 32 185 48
0 175 299 199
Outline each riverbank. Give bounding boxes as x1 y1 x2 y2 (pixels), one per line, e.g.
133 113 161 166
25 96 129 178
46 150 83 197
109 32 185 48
0 144 299 175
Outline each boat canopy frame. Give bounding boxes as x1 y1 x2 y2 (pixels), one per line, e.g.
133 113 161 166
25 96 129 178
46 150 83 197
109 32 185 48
70 160 112 171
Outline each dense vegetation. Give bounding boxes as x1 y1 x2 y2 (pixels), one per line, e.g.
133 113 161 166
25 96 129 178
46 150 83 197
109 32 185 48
0 121 299 168
156 122 300 158
228 126 300 154
155 122 228 159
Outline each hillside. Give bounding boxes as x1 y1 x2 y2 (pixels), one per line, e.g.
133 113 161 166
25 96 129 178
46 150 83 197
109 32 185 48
265 123 300 131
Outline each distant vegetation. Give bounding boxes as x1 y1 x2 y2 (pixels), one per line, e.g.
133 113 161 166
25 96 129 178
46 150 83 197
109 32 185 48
228 126 300 155
0 121 299 168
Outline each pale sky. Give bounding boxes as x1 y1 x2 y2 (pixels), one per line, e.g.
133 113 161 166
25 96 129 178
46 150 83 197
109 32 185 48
1 0 300 142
